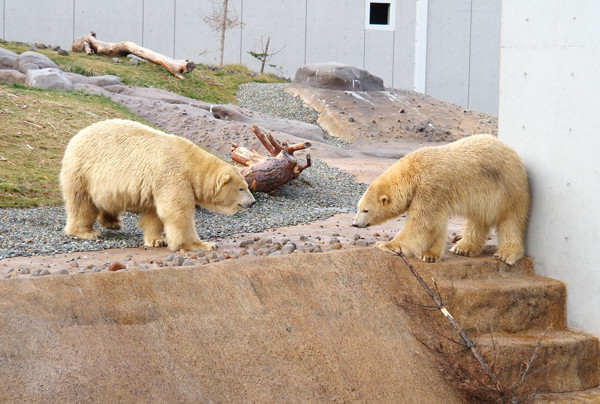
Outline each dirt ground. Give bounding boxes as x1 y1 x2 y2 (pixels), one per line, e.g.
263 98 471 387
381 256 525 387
0 84 498 274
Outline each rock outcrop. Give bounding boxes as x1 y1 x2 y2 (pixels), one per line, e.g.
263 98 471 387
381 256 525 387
294 62 385 91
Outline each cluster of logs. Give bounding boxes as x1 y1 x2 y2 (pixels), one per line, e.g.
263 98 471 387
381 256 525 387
231 126 311 193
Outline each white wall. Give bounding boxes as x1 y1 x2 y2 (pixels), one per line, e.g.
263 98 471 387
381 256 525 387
499 0 600 337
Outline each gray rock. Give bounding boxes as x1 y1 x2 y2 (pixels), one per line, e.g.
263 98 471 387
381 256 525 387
0 47 18 69
182 260 195 266
294 63 384 91
3 267 14 275
172 256 185 267
53 269 70 275
39 269 51 276
64 73 122 87
281 244 296 254
17 268 30 275
13 51 60 73
25 68 74 90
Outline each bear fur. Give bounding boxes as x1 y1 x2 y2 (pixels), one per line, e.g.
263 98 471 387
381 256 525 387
60 119 255 251
352 135 530 265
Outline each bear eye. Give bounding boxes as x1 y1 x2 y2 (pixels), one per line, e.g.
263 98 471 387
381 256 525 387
362 210 369 213
239 188 244 191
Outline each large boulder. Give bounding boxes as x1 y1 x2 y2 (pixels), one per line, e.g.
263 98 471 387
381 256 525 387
13 51 60 73
294 62 385 91
0 69 26 84
0 47 18 69
25 68 74 90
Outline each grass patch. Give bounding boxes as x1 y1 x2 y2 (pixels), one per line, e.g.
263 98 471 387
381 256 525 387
2 41 285 104
0 41 287 208
0 85 145 207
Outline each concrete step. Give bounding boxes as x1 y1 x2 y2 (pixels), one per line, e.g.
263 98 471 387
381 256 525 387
534 385 600 403
438 275 567 334
476 329 600 394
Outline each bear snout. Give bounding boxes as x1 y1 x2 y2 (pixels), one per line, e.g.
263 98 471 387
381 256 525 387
239 198 255 209
352 216 369 228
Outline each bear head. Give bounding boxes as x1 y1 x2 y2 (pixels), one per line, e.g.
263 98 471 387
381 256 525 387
201 168 255 215
352 177 412 228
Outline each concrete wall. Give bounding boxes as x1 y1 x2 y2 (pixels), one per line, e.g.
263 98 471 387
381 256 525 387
499 0 600 337
425 0 501 115
0 0 502 115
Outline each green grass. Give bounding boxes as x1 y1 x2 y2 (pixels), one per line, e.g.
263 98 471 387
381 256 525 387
0 41 286 208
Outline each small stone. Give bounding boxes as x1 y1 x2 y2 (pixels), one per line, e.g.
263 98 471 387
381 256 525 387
182 260 195 266
53 269 70 275
70 260 79 268
332 243 343 250
112 57 120 63
356 239 369 247
172 256 185 267
281 244 296 254
352 233 361 241
300 235 309 241
129 58 138 66
329 238 340 244
166 254 177 262
268 251 282 257
331 232 340 237
17 268 30 275
312 246 322 253
208 251 218 260
39 269 51 276
138 264 150 270
91 267 100 273
3 267 14 275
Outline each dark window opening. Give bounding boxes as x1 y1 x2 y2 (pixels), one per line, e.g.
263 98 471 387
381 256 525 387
369 3 390 25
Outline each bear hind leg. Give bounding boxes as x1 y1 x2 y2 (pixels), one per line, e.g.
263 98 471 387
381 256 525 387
139 208 167 247
494 217 526 265
450 218 490 258
98 210 122 230
64 195 101 240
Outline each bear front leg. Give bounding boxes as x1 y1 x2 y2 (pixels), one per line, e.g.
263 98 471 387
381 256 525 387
139 209 167 247
159 204 217 252
377 212 447 262
450 218 490 258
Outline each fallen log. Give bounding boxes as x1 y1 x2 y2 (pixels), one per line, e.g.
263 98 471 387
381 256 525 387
231 126 311 193
72 32 195 79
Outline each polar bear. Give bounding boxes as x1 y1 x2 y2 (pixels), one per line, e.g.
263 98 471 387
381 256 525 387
352 135 530 265
60 119 255 251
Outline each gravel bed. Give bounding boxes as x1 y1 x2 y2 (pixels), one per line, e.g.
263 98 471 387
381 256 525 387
237 82 350 147
0 160 366 259
237 82 319 124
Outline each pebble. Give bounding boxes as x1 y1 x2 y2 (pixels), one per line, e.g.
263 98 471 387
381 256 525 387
53 269 69 275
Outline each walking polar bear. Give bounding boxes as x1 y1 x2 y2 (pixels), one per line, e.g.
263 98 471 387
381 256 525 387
60 119 255 251
352 135 530 265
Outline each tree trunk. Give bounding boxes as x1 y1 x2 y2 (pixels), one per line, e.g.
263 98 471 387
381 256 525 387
72 32 195 79
219 0 229 66
231 126 311 193
260 37 270 74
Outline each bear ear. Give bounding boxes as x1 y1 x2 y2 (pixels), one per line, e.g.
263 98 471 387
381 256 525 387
216 173 231 189
379 194 390 205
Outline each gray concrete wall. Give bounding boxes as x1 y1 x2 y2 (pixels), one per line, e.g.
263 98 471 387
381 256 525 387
499 0 600 337
0 0 501 114
425 0 501 115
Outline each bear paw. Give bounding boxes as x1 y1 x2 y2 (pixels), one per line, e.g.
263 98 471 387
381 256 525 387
418 253 440 263
179 241 217 252
449 244 474 257
145 238 167 248
493 251 522 266
375 241 400 255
